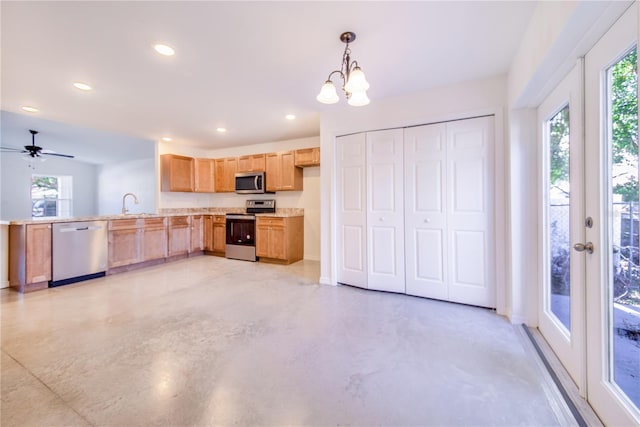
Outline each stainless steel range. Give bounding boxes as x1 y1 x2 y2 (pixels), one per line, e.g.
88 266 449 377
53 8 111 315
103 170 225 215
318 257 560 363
225 199 275 262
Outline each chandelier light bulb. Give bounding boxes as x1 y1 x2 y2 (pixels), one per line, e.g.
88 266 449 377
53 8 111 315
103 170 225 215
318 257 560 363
316 80 340 104
344 66 370 93
347 90 370 107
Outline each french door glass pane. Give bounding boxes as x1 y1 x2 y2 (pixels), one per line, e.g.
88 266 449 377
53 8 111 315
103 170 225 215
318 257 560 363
548 105 571 331
607 47 640 408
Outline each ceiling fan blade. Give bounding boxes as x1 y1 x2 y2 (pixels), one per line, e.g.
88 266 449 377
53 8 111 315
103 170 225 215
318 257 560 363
0 146 26 153
42 152 75 159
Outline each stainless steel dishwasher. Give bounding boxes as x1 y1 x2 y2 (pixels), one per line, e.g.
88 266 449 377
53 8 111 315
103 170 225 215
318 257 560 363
51 220 108 287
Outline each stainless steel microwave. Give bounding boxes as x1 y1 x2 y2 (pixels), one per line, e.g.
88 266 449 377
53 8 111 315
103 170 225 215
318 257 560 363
235 171 267 194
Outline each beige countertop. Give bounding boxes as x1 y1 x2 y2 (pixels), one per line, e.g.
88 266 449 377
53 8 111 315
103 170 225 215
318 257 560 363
8 208 304 225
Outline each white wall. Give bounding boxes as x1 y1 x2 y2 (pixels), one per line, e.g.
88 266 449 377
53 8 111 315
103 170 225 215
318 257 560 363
507 109 538 325
0 153 98 221
508 1 631 108
97 157 157 215
157 136 321 261
319 75 508 314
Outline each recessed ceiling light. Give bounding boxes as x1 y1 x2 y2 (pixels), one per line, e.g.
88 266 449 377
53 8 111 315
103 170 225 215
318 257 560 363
154 44 175 56
161 137 172 142
21 106 39 113
285 114 296 120
216 128 227 133
73 82 92 91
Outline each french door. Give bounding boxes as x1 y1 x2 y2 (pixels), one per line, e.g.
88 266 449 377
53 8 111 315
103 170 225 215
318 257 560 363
538 62 586 393
584 3 639 424
540 3 639 425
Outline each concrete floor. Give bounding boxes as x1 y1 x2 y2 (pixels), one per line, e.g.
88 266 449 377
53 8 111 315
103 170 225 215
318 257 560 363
2 256 567 426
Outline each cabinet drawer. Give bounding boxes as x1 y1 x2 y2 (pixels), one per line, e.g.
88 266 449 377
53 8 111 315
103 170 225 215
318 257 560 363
213 215 226 224
170 216 189 227
109 219 140 230
256 216 284 227
143 217 165 228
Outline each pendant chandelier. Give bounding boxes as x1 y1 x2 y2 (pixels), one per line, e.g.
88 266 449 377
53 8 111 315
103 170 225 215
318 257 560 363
316 31 370 107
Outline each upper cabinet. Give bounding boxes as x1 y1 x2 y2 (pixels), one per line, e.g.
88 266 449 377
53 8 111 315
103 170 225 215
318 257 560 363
194 158 215 193
294 147 320 167
266 151 303 192
161 146 317 193
214 157 237 192
237 154 266 172
161 155 216 193
161 154 194 192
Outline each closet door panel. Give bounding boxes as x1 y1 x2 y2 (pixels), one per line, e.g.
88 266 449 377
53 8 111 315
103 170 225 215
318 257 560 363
367 129 405 293
336 133 368 288
404 124 448 299
447 117 495 308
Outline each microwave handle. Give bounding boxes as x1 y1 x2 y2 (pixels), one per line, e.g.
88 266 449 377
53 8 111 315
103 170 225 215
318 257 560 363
255 175 259 190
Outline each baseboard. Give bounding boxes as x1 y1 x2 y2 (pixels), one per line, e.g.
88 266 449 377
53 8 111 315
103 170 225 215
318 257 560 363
319 276 333 285
509 313 529 325
1 280 9 289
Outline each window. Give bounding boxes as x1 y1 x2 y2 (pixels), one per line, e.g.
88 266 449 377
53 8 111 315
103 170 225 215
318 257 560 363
31 175 73 218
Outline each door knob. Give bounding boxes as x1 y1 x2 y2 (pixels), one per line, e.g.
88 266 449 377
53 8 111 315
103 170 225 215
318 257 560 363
573 242 594 254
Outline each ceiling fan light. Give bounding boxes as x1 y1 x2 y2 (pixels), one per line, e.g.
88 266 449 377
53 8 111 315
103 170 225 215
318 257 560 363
316 81 339 104
347 90 370 107
344 66 370 93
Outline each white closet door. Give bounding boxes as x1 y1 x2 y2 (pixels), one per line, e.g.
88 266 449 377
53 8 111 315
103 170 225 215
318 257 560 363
366 129 405 293
336 133 368 288
447 117 495 307
404 124 448 300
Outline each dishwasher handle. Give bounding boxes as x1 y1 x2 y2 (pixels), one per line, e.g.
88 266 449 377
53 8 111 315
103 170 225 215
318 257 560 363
59 225 104 232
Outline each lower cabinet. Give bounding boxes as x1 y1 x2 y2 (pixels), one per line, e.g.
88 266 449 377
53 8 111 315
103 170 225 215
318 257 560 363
212 215 226 255
203 214 226 255
108 219 140 268
168 216 190 257
142 218 167 261
203 215 214 252
190 215 204 254
9 223 52 292
256 216 303 264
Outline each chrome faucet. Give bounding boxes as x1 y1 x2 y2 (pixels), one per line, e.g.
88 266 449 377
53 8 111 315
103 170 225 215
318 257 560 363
121 192 139 214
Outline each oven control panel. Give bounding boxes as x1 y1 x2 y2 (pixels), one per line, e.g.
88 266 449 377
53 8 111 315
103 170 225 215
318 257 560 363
246 199 275 213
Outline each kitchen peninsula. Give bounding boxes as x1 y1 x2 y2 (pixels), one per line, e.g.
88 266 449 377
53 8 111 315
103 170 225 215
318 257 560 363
8 207 304 293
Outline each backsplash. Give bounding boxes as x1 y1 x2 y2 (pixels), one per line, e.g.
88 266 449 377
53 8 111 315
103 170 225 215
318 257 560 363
158 207 304 216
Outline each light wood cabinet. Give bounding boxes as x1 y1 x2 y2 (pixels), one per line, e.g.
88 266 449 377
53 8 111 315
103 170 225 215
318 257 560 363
168 216 190 257
294 147 320 167
141 217 166 261
190 215 204 253
265 151 303 192
256 216 303 264
194 158 215 193
161 154 194 192
212 215 226 255
9 223 52 292
214 157 238 192
108 219 140 268
237 154 266 172
203 215 214 252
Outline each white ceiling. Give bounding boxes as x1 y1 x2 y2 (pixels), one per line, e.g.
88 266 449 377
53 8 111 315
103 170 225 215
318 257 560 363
1 1 536 159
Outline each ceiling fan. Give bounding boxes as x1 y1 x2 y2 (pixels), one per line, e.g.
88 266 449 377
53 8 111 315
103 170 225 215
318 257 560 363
0 129 75 159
